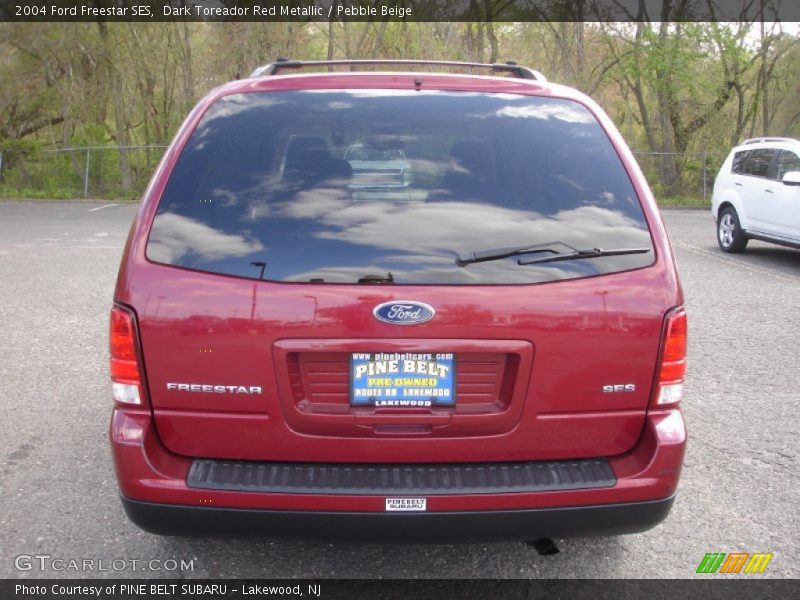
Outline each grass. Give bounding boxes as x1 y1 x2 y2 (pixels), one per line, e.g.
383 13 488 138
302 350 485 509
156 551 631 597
0 185 142 201
657 196 710 208
0 187 83 200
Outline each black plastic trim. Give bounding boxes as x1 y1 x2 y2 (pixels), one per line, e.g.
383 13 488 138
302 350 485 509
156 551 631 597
745 231 800 250
249 59 546 81
186 458 616 495
120 495 675 541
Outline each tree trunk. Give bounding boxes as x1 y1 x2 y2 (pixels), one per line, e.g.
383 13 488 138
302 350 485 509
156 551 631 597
371 21 388 58
486 21 498 63
327 15 335 63
180 22 195 102
653 19 681 197
98 22 132 194
575 22 585 87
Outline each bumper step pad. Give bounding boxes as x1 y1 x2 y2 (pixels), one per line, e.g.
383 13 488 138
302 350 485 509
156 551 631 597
187 457 616 495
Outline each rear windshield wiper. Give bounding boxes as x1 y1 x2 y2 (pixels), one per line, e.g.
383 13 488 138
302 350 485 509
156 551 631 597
456 241 651 267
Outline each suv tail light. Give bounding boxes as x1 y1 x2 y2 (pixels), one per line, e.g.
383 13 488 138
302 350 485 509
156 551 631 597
110 305 145 406
654 307 687 407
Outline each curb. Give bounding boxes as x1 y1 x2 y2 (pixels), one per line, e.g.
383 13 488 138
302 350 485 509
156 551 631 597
657 205 709 211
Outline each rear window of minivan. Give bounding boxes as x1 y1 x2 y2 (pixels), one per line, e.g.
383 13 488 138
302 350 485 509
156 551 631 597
147 90 654 285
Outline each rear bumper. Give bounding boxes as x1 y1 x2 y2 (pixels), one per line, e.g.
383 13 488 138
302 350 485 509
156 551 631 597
121 494 675 541
110 407 686 539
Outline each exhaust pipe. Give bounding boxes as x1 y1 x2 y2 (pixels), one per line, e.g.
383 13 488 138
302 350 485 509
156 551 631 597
527 538 560 555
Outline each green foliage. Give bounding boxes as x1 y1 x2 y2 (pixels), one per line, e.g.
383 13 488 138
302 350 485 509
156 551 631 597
0 22 797 200
0 144 165 199
0 148 82 198
657 196 711 207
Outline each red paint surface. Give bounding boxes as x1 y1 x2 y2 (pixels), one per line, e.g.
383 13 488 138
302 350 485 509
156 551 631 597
111 71 685 510
110 407 685 511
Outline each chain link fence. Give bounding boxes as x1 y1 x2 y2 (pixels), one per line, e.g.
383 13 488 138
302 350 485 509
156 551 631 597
0 145 168 199
0 144 724 203
632 151 728 204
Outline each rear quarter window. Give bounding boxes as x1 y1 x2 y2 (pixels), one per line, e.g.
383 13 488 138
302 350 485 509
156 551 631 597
147 90 654 285
731 150 749 175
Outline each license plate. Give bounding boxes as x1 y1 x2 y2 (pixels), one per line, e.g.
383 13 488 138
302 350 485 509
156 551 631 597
385 498 427 512
350 352 455 407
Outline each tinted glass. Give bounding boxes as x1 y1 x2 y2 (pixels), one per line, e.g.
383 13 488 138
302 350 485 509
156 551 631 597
148 91 653 285
732 150 749 174
776 150 800 180
345 145 404 161
744 149 776 178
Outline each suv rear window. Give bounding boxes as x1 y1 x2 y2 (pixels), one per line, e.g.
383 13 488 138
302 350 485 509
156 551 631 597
147 90 654 285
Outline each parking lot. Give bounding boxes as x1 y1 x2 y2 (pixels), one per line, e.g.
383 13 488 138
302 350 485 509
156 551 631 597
0 201 797 578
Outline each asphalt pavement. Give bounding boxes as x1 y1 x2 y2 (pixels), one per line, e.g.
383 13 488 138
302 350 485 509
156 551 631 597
0 201 797 578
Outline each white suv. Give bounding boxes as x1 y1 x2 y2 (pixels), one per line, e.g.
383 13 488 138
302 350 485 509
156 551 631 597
711 137 800 252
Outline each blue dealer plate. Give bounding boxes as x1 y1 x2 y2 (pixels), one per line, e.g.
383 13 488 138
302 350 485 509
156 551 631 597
350 352 455 407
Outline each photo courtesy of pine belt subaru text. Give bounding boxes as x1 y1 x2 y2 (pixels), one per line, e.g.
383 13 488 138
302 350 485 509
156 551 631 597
109 59 688 543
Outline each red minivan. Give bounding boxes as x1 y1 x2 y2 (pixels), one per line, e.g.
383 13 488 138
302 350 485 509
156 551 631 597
109 60 687 543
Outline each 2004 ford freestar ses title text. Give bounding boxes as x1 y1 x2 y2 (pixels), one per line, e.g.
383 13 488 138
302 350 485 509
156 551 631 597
109 59 687 545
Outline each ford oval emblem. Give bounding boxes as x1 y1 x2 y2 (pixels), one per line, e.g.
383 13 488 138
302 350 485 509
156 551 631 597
373 301 435 325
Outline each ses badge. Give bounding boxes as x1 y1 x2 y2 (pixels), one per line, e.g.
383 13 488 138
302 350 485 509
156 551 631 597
350 352 455 407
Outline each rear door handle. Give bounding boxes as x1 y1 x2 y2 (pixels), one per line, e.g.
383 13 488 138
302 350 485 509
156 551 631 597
734 182 743 187
765 189 774 194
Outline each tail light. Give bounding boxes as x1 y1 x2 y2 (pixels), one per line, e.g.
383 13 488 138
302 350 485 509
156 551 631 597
654 307 687 407
110 305 145 406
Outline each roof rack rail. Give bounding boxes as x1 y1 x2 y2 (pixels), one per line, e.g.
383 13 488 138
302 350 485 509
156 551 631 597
741 137 796 145
249 58 547 82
